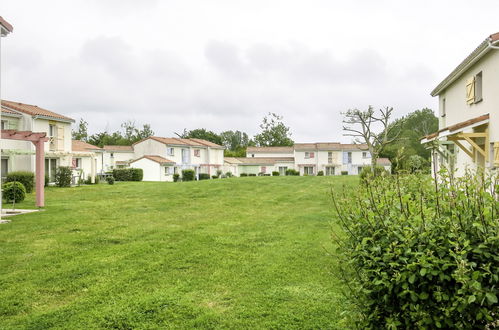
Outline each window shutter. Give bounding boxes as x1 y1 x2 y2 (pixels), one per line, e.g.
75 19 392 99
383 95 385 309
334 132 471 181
310 152 315 158
466 77 475 104
57 125 65 151
494 142 499 166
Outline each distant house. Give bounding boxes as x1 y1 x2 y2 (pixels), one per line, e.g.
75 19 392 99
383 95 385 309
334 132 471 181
241 143 391 176
71 140 103 183
130 137 224 181
102 145 135 172
1 100 75 182
422 32 499 176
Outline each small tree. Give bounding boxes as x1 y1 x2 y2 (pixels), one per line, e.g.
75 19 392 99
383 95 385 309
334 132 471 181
343 106 402 170
72 118 88 142
55 166 72 187
254 113 294 147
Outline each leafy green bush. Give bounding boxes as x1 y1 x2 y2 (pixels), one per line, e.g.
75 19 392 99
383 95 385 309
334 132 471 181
45 174 49 187
182 169 195 181
199 173 210 180
240 173 248 177
211 175 218 179
285 169 299 176
359 165 389 183
2 181 26 203
173 173 180 182
341 170 348 175
331 171 499 328
317 170 324 176
225 172 233 178
248 173 257 177
216 170 223 177
112 168 143 181
6 171 34 193
55 166 72 187
272 171 280 176
106 175 115 185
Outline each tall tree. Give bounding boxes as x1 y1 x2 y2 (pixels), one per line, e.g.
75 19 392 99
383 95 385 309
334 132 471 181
177 128 223 145
72 118 88 142
254 113 294 147
220 130 254 157
343 106 402 169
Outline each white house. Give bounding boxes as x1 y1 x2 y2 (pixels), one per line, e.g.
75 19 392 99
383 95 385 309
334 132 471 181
422 32 499 176
129 155 175 181
71 140 103 183
1 100 75 183
242 143 390 176
130 137 224 181
102 145 135 172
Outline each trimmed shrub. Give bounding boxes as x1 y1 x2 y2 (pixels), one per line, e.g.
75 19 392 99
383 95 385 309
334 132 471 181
173 173 180 182
199 173 210 180
240 173 248 177
106 175 115 185
225 172 233 178
331 171 499 328
211 175 218 179
45 174 49 187
6 171 34 193
272 171 280 176
2 181 26 203
317 170 324 176
182 169 195 181
341 170 348 175
112 168 143 181
248 173 257 177
55 166 72 187
216 170 223 177
285 169 299 176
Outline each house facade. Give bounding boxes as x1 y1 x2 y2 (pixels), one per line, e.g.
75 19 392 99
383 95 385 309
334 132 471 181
240 143 390 176
102 145 135 172
71 140 103 183
130 136 225 181
1 100 75 182
422 32 499 176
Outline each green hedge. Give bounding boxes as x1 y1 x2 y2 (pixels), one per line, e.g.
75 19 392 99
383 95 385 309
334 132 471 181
240 173 248 177
285 169 299 176
112 168 143 181
332 171 499 328
272 171 280 176
6 171 34 193
198 173 210 180
182 169 195 181
2 181 26 203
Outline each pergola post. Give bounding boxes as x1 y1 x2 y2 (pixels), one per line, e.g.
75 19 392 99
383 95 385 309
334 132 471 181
34 139 45 207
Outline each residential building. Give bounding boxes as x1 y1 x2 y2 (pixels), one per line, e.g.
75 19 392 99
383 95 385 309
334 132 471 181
1 100 75 182
102 145 135 172
422 32 499 176
71 140 103 183
130 137 224 181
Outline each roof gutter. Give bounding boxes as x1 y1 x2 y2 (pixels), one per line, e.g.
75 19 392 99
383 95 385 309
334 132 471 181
33 115 75 124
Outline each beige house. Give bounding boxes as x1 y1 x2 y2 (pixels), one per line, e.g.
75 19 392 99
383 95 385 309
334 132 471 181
1 100 75 182
422 32 499 176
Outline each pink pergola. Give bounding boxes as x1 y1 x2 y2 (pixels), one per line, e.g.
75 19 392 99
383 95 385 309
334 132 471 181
1 129 48 207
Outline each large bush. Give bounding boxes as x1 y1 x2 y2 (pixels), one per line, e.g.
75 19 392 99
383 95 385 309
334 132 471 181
55 166 72 187
182 169 195 181
285 169 299 176
359 165 389 183
332 171 499 328
198 173 210 180
112 168 143 181
2 181 26 203
6 171 34 193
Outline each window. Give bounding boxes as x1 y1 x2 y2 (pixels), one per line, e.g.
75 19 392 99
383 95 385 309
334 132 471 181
328 152 333 164
304 166 314 175
194 149 200 157
49 124 56 137
167 147 175 156
358 166 364 174
110 153 114 158
251 154 255 157
164 166 171 175
305 152 315 159
343 152 352 164
475 72 483 102
325 166 335 176
1 120 7 130
279 166 287 176
466 72 483 105
261 166 266 174
72 158 81 168
362 151 370 159
441 98 446 117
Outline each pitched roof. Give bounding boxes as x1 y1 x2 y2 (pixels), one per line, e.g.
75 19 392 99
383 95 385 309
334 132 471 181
102 145 134 152
134 136 224 149
376 158 391 166
246 146 294 153
1 100 74 122
234 157 295 165
431 32 499 96
422 113 489 141
1 107 21 116
224 157 243 164
72 140 102 152
294 143 368 150
130 155 175 165
0 16 13 35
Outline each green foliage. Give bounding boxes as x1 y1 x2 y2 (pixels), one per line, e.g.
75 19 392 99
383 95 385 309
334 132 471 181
212 175 218 179
225 172 233 178
220 130 254 156
272 171 280 176
178 128 222 145
216 170 223 178
6 171 34 193
285 169 299 176
72 118 88 142
181 169 195 181
359 165 389 182
240 173 248 177
341 171 348 175
317 171 324 176
198 173 210 180
44 174 49 187
248 174 257 177
87 121 154 147
55 166 72 187
381 108 438 172
112 169 143 181
173 173 180 182
332 171 499 328
254 113 294 147
106 176 115 185
2 181 26 203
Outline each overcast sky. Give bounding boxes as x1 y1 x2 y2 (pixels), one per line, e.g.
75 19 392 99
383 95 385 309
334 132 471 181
1 0 498 142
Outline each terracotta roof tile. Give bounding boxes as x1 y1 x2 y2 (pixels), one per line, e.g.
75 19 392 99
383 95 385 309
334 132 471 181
103 145 134 152
0 16 13 34
72 140 102 152
131 155 175 165
134 136 223 148
377 158 391 166
1 100 74 122
422 113 489 140
246 146 294 153
1 106 21 116
234 157 295 165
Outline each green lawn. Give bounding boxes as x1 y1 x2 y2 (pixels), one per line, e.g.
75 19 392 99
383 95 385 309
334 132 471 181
0 176 356 329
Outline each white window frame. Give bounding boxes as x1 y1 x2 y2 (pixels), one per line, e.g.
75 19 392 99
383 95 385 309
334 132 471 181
167 147 175 156
304 166 314 175
164 166 171 175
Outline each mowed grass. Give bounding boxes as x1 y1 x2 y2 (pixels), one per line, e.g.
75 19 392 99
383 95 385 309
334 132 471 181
0 176 356 329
